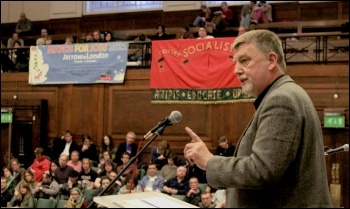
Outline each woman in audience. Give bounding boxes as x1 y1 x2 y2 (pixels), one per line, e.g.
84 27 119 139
14 169 38 196
65 36 74 44
2 166 18 195
94 159 116 188
104 31 113 42
99 135 117 161
151 139 173 170
50 160 59 178
85 32 93 43
97 151 111 174
8 181 35 208
35 171 60 199
64 187 87 208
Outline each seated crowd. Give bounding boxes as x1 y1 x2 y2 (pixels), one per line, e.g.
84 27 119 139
1 130 236 208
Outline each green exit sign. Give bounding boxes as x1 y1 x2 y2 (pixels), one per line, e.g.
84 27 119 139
324 115 345 128
1 113 13 123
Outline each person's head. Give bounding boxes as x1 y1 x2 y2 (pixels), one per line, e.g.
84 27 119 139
156 24 165 34
41 29 48 37
12 33 19 41
102 135 113 148
82 158 92 171
238 26 247 36
189 177 199 190
45 36 52 45
147 163 158 177
101 175 112 189
65 36 74 44
232 29 286 97
1 176 7 191
121 152 131 164
221 2 228 11
68 169 79 183
167 153 178 166
2 167 12 179
157 139 170 154
11 158 21 172
104 31 112 42
34 147 45 161
125 131 136 145
250 1 257 7
108 171 117 180
70 150 80 162
201 5 208 12
138 34 147 41
19 12 26 21
93 30 101 41
125 174 138 190
83 135 92 147
85 33 93 42
104 159 115 173
69 187 82 202
13 40 21 48
103 151 111 161
176 166 187 179
64 130 73 143
42 171 53 184
59 154 69 167
51 160 59 173
24 169 35 183
198 27 208 38
218 135 228 148
200 192 213 207
18 181 31 196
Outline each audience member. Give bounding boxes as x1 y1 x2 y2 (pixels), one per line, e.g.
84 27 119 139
50 160 59 178
99 135 117 161
104 31 113 42
118 174 142 194
10 158 26 184
8 40 29 72
251 0 273 24
240 1 256 31
162 166 189 195
140 163 164 192
78 158 98 190
130 34 151 64
15 12 32 35
7 32 24 48
58 130 80 158
29 147 51 182
114 131 138 166
197 27 214 39
116 152 138 183
215 135 235 157
94 159 117 188
45 35 53 45
92 30 103 42
198 192 216 208
3 167 17 194
57 169 80 200
8 181 35 208
35 171 60 199
65 36 74 44
80 134 98 163
177 26 194 39
211 189 226 206
54 154 75 185
85 33 93 43
184 177 202 206
153 24 171 40
186 159 207 184
95 176 118 208
159 153 178 182
14 169 38 196
238 26 247 36
97 151 112 174
151 139 172 170
106 170 122 190
210 2 233 30
192 5 213 27
64 187 87 208
1 176 13 207
67 150 82 173
36 28 48 46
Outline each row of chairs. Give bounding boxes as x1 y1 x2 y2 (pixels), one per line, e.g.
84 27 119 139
5 198 68 208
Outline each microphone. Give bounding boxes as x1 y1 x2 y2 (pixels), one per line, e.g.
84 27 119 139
325 144 349 155
144 111 182 139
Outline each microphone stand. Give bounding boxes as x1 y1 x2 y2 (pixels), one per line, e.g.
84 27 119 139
87 125 166 208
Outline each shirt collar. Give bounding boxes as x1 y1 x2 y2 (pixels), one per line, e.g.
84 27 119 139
253 75 285 110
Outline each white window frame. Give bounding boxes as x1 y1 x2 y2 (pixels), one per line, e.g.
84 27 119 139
83 1 163 15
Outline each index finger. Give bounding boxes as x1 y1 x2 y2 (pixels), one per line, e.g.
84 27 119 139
185 127 201 143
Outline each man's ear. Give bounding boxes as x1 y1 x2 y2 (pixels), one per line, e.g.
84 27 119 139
267 52 278 70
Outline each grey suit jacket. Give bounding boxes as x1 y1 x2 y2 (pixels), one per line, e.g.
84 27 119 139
206 75 332 208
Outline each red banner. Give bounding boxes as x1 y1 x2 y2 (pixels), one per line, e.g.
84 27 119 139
150 38 255 104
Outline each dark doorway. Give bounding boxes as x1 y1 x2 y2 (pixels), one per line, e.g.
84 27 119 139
12 122 33 168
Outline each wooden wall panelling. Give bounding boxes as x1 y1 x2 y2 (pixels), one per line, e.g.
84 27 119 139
300 2 339 21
